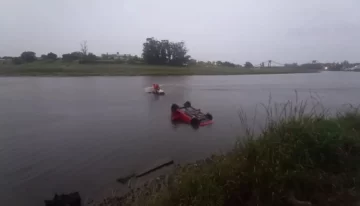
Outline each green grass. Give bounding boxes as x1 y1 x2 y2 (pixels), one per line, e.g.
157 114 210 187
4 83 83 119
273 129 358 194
98 101 360 206
0 61 319 76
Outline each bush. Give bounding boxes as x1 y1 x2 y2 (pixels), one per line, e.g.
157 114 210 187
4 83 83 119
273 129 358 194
79 60 96 64
300 63 323 70
62 52 82 61
78 59 125 64
41 54 47 60
12 57 23 65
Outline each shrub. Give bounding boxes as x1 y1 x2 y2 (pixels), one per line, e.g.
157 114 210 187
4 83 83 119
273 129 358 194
12 57 23 65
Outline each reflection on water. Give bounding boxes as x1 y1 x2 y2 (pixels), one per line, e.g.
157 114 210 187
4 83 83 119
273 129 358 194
1 72 360 206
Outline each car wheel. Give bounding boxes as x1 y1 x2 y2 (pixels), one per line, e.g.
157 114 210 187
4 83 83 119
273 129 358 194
190 117 200 128
205 113 213 120
171 104 179 112
184 101 191 108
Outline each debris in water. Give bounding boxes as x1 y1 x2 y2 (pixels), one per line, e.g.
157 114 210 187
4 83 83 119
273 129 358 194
136 158 174 178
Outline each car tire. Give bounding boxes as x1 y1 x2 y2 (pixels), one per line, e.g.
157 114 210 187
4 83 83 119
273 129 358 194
171 104 179 113
184 101 191 108
205 113 213 120
190 117 200 128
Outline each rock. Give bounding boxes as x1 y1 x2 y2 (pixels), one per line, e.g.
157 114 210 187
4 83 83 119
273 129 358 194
44 192 81 206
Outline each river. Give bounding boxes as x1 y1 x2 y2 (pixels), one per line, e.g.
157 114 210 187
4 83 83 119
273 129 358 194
1 72 360 206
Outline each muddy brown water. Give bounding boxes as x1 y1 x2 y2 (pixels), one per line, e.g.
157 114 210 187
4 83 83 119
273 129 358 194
1 72 360 206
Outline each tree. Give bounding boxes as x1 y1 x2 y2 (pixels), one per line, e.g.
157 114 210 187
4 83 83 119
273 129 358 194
188 59 197 65
245 62 254 68
79 52 98 64
216 61 237 67
284 63 298 67
101 53 109 60
62 54 71 61
142 37 191 66
47 52 57 60
80 41 88 57
20 51 36 62
2 56 14 60
223 61 236 67
342 60 350 68
62 52 82 61
41 54 47 60
327 62 342 71
142 37 161 64
169 41 191 66
300 63 323 70
86 53 97 61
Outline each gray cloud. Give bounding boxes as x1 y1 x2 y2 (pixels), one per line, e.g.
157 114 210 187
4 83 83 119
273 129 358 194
1 0 359 64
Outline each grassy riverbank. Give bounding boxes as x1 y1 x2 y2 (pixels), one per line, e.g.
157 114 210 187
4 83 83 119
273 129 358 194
99 104 360 206
0 61 319 76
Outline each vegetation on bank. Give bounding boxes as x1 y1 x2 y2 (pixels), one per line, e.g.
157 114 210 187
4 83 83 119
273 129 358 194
0 61 319 76
0 37 331 76
99 102 360 206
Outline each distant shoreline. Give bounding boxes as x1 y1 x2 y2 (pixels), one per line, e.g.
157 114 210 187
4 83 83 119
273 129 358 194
0 62 320 76
0 72 319 77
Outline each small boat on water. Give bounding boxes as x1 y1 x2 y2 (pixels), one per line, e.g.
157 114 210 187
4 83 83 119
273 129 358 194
147 84 165 95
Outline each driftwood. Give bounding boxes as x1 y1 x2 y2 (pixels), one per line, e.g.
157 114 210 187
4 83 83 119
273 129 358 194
135 158 174 178
116 173 135 184
116 158 174 186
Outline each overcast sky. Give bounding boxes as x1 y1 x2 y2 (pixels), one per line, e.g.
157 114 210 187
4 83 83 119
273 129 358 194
1 0 359 64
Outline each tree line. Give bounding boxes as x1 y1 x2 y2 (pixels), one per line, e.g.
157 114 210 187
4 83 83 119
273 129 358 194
1 38 357 70
3 38 195 66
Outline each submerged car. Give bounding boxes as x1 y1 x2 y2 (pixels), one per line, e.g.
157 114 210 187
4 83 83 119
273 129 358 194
171 101 213 128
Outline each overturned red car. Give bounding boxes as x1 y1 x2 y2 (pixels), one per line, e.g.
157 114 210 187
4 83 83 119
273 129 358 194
171 101 213 128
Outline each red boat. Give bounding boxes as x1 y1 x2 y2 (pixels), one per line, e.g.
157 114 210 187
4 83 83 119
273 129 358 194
171 101 213 128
